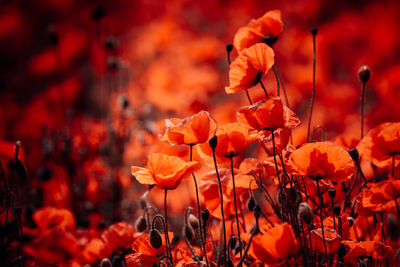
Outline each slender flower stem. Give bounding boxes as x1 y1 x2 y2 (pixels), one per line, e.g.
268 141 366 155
316 179 329 265
274 64 290 108
211 149 227 267
245 89 253 105
237 221 259 267
272 64 280 96
269 129 281 185
392 154 396 177
189 145 209 266
259 80 268 98
229 155 243 259
307 29 317 143
331 198 335 230
164 189 172 260
394 198 400 217
361 80 366 139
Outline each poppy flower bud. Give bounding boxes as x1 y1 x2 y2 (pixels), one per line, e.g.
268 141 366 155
348 148 360 162
184 225 194 241
229 237 237 250
188 214 199 229
209 136 218 150
298 202 313 225
288 187 298 207
338 243 347 261
387 213 400 241
201 209 210 222
310 27 318 36
100 258 112 267
139 198 147 209
91 5 105 21
135 215 147 232
106 56 119 72
112 255 123 267
358 65 371 83
149 229 162 249
328 188 336 199
226 43 233 53
247 197 256 211
253 205 261 219
105 36 119 51
358 260 368 267
347 217 355 227
333 204 341 216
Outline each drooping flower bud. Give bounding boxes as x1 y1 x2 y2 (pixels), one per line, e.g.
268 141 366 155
347 217 355 227
226 43 233 53
328 188 336 199
247 197 256 211
358 65 371 83
333 204 341 217
135 215 147 232
348 148 360 162
201 209 210 222
188 214 199 230
209 136 218 150
184 225 194 241
298 202 313 225
253 205 261 219
149 229 162 249
100 258 112 267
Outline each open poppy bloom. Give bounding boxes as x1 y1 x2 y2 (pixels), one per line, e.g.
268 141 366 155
233 10 284 52
251 222 299 264
357 122 400 168
131 153 199 189
197 122 258 165
288 142 355 182
160 110 217 146
237 97 300 132
342 240 391 262
225 43 275 94
311 228 341 255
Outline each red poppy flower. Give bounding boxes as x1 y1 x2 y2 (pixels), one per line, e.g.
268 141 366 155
310 228 341 255
358 122 400 168
237 97 300 132
131 153 199 189
160 110 217 145
233 10 284 52
225 43 274 94
33 207 75 231
251 222 299 264
100 222 135 256
197 122 258 165
342 241 391 262
288 142 355 182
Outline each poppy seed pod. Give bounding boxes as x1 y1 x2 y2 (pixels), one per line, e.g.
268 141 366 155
310 27 318 35
253 205 261 219
149 229 162 249
184 225 194 241
387 213 400 241
333 204 341 217
348 148 360 162
358 65 371 83
201 209 210 222
298 202 313 225
209 135 218 150
100 258 112 267
226 43 233 53
328 188 336 199
188 214 199 229
135 215 147 232
288 187 298 207
247 197 256 211
229 237 237 250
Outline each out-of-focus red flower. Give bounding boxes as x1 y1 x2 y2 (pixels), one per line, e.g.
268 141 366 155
160 110 217 146
251 222 299 264
288 142 355 182
225 43 274 94
33 207 75 231
259 128 290 155
237 97 300 132
233 10 283 52
131 153 199 190
311 228 341 255
101 222 135 256
358 122 400 168
342 240 391 262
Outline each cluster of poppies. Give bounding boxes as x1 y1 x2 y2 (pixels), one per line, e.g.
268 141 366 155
1 1 400 267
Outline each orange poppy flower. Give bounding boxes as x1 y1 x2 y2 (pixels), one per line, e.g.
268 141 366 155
288 142 355 182
260 128 291 155
237 97 300 132
225 43 274 94
233 10 284 52
342 241 391 262
357 122 400 168
160 110 217 145
250 222 299 264
310 228 341 255
33 207 75 231
131 153 199 190
197 122 258 165
359 179 400 213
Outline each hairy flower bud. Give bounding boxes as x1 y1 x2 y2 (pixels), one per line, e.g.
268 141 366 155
358 65 371 83
299 202 313 225
100 258 112 267
328 188 336 199
333 204 341 217
253 205 261 219
201 209 210 222
184 225 194 241
149 229 162 249
135 215 147 232
247 197 256 211
188 214 199 229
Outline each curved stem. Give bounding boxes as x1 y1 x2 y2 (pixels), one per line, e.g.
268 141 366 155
316 180 329 265
189 145 209 266
307 32 317 143
272 64 280 96
259 80 268 98
164 189 172 260
229 156 243 259
245 89 253 105
211 149 227 267
274 64 290 108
